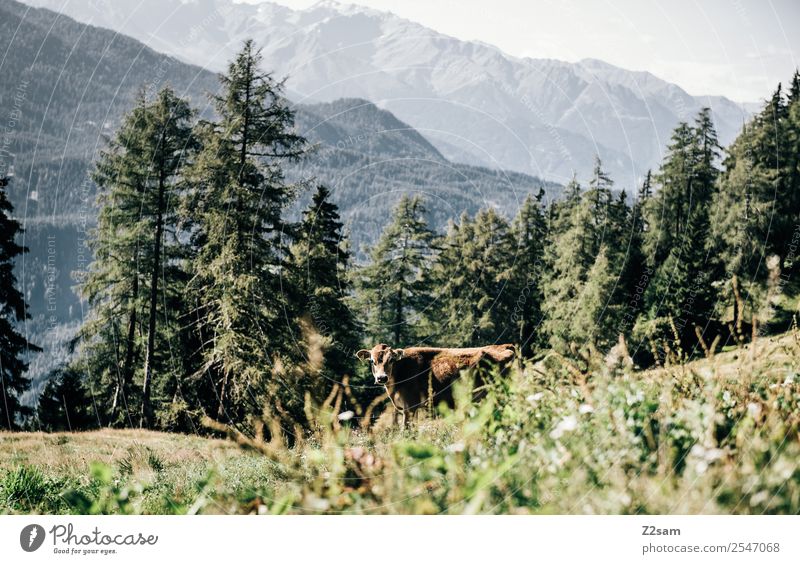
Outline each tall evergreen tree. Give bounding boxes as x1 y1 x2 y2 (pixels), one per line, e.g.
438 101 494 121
184 40 307 424
621 171 652 337
639 109 720 351
81 88 194 428
710 81 800 328
291 185 361 383
541 160 632 353
0 177 39 429
356 195 434 345
139 89 195 428
541 176 597 352
37 365 95 432
428 208 515 347
509 190 548 357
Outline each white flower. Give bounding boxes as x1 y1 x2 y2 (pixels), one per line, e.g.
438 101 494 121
550 415 578 439
747 402 761 418
783 373 796 386
526 392 545 404
337 410 355 422
445 442 465 453
722 390 732 404
579 404 594 414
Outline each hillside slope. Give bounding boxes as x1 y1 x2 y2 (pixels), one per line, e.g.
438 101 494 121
2 329 798 514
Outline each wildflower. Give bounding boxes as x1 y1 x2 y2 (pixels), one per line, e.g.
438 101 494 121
445 442 465 453
550 415 578 439
338 410 355 422
579 404 594 414
526 392 545 404
747 402 761 418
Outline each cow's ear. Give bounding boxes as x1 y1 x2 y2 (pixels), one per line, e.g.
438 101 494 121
355 349 371 362
392 349 405 360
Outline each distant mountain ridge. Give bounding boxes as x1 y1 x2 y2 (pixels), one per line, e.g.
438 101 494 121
21 0 753 185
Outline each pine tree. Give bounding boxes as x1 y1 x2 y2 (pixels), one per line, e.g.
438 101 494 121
184 40 307 424
755 84 794 272
573 245 619 347
291 185 361 383
586 155 614 252
643 122 697 265
541 176 597 352
428 208 515 347
0 176 39 429
786 71 800 273
37 365 95 432
81 88 194 428
139 89 195 428
621 171 652 337
640 109 720 351
509 190 548 356
356 195 434 345
709 82 800 329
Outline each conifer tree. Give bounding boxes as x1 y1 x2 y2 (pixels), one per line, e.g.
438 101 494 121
573 245 619 346
710 83 799 327
356 195 434 345
541 176 597 352
621 171 652 335
509 190 548 356
0 177 39 429
291 185 361 382
640 109 720 350
184 40 307 423
37 366 95 432
81 88 194 428
428 208 515 347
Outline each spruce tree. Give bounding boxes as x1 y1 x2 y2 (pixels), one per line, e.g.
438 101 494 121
509 190 548 356
541 176 596 352
184 40 307 424
356 195 434 345
291 185 361 382
710 82 800 328
622 171 652 337
0 177 39 429
81 88 194 428
640 109 720 351
37 366 95 432
428 208 515 347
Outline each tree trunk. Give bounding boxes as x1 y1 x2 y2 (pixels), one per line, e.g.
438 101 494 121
141 174 166 428
217 371 228 419
111 269 138 426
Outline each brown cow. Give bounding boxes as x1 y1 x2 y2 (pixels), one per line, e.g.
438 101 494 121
355 343 516 426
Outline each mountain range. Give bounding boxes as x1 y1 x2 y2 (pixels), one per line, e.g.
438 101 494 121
22 0 754 184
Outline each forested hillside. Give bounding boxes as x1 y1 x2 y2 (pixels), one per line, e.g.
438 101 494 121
0 0 556 397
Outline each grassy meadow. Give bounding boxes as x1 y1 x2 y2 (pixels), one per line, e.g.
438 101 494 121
2 328 800 515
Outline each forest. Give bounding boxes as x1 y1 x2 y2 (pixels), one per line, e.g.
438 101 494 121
1 39 799 442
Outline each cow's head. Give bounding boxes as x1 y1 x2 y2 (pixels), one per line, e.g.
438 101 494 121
355 344 405 385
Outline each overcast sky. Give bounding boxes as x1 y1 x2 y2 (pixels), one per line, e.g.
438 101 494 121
240 0 799 103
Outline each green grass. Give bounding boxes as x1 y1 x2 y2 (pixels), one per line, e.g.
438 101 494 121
2 330 800 514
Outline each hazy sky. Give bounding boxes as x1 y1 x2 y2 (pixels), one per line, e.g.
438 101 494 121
240 0 799 103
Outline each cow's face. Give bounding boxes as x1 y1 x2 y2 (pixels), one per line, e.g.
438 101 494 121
356 344 405 385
